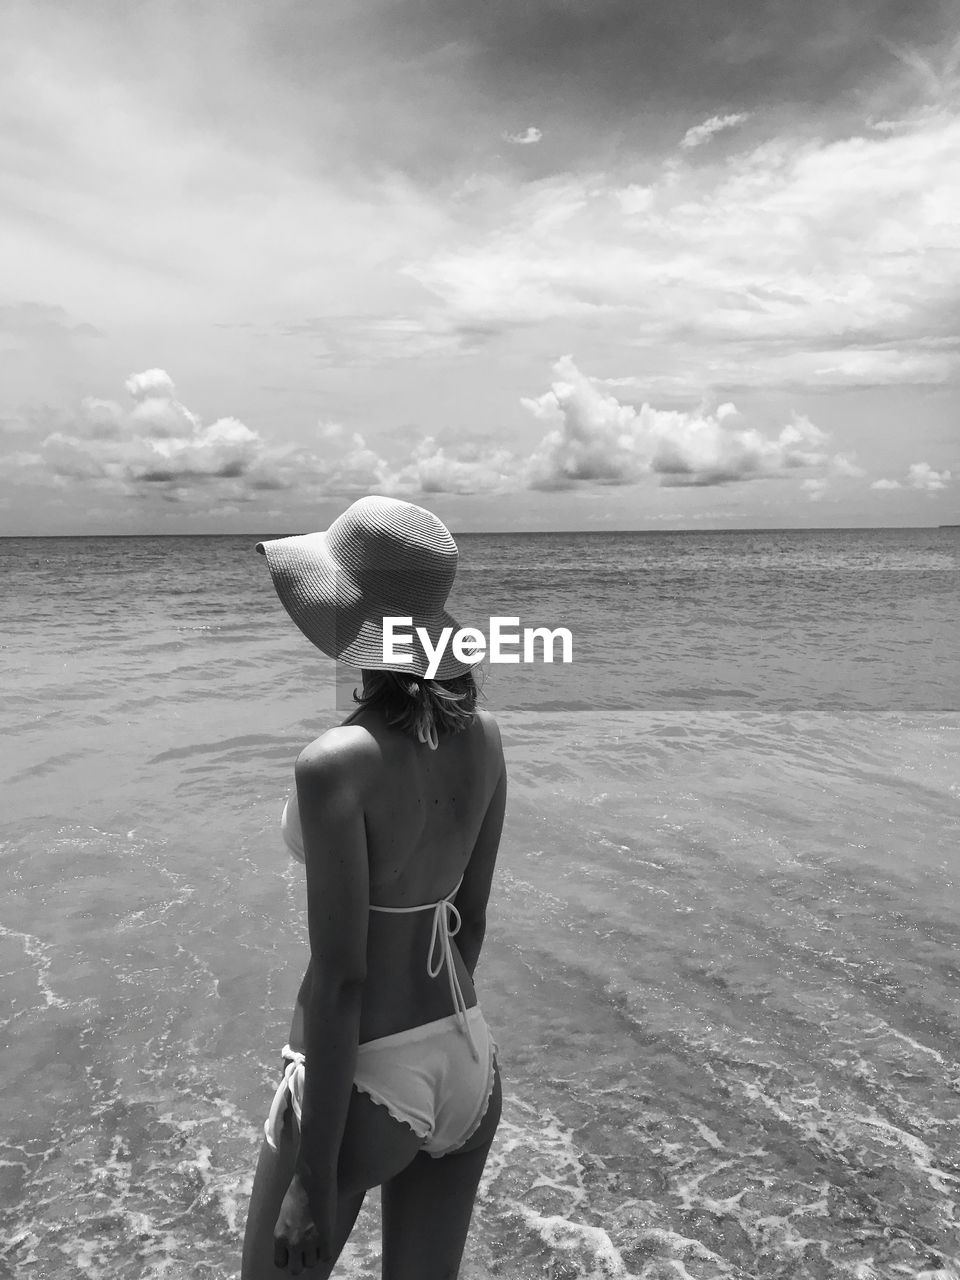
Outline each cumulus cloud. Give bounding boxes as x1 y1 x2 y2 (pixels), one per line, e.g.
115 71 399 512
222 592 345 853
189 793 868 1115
369 357 860 498
907 461 952 490
519 356 839 491
2 357 900 509
258 356 865 500
6 370 487 504
76 398 126 440
322 432 393 493
870 463 952 492
125 368 177 400
680 112 750 149
12 370 274 499
392 438 517 495
3 370 418 507
503 126 543 145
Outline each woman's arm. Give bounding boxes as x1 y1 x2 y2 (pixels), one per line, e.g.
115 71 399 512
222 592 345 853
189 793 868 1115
287 964 311 1050
455 717 507 979
291 732 371 1209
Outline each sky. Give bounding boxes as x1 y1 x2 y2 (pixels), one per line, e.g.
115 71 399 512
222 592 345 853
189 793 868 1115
1 0 958 533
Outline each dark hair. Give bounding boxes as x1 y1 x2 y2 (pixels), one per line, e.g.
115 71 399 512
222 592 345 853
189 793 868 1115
347 668 480 748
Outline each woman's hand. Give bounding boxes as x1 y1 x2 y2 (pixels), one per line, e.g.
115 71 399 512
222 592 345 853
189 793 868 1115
273 1172 337 1275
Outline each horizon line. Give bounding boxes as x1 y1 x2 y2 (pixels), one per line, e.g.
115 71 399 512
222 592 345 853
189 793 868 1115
1 524 955 538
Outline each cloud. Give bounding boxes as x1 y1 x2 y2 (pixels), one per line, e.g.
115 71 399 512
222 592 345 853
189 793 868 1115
279 312 493 363
2 369 420 508
519 356 841 490
9 370 269 496
406 111 960 394
75 399 126 440
132 416 260 482
286 356 870 500
7 367 522 504
0 411 36 436
321 432 393 494
313 356 862 499
908 461 952 490
3 354 905 514
870 463 952 492
391 437 517 495
503 126 543 145
125 369 177 400
801 477 829 502
680 112 750 149
878 33 960 109
0 301 101 342
829 454 867 479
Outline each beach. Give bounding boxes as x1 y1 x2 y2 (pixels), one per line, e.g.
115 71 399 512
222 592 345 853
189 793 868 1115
1 527 959 1278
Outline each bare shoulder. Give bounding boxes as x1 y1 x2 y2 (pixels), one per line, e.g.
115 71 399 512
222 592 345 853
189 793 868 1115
473 707 505 771
473 706 500 735
295 724 380 793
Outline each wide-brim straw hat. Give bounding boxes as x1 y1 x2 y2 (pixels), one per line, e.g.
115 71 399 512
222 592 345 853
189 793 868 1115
256 495 475 679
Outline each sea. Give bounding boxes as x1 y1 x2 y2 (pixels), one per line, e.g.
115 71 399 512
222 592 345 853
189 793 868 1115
1 526 959 1280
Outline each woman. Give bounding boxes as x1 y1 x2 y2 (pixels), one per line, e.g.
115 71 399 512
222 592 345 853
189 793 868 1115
242 495 507 1279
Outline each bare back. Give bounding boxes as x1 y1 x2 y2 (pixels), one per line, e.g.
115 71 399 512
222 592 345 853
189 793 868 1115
293 705 506 1044
356 706 502 900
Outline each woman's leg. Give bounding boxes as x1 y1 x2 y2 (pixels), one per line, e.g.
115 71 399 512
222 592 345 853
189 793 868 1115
241 1086 424 1279
379 1061 503 1280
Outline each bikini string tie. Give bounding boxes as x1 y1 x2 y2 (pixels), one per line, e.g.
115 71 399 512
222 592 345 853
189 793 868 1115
426 899 481 1062
263 1044 305 1151
365 876 478 1060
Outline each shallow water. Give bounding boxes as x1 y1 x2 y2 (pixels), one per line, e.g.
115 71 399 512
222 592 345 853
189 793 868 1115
1 529 958 1278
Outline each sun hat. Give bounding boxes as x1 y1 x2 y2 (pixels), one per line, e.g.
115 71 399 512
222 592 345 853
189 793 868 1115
255 495 476 679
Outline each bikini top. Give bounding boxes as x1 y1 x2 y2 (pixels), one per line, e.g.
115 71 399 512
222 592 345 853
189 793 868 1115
281 795 479 1061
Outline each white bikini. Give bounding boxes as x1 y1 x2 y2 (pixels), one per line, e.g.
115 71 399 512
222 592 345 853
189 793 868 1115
263 796 497 1158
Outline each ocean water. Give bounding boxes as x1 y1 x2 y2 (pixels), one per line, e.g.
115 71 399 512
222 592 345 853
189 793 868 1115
1 527 959 1279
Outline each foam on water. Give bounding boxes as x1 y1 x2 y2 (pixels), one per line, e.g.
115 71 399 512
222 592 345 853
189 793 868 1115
0 921 70 1012
468 708 960 1277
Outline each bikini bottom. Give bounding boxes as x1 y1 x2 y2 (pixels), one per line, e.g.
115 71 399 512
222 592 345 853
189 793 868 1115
263 1005 498 1160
